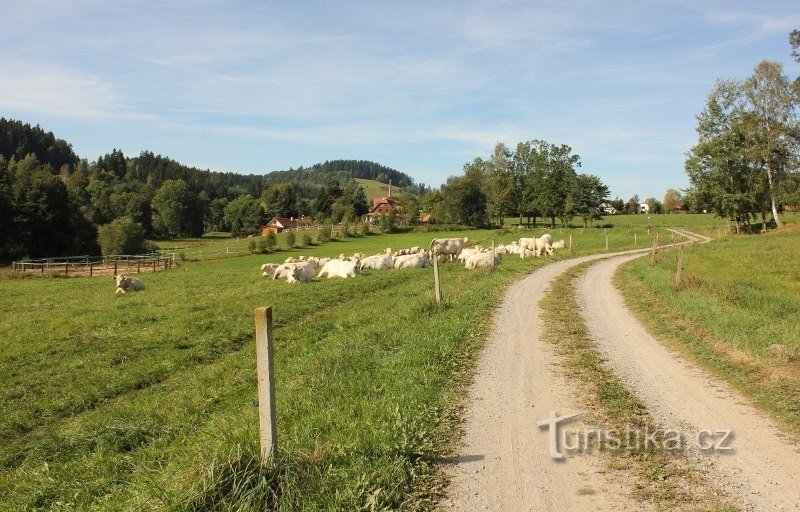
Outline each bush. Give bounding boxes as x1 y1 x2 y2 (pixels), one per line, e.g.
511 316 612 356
97 217 146 256
302 233 312 246
285 231 296 249
318 225 332 243
341 220 351 238
256 237 271 254
248 239 257 254
360 222 370 236
265 232 277 252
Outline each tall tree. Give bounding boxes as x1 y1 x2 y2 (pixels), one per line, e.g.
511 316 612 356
224 194 264 237
741 60 798 228
151 179 197 238
663 188 684 213
442 159 488 227
571 174 609 227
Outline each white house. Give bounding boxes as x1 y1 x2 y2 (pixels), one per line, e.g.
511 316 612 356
638 203 650 214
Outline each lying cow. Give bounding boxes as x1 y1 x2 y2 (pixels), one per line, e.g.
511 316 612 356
114 274 145 294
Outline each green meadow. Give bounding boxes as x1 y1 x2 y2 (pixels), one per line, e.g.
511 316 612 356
0 218 715 510
617 216 800 436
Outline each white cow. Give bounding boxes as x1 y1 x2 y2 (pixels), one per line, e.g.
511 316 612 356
286 265 313 283
273 260 318 280
114 274 145 293
536 234 554 256
465 251 501 269
551 240 566 250
317 259 359 279
394 253 430 269
430 237 470 261
360 248 393 270
261 263 280 277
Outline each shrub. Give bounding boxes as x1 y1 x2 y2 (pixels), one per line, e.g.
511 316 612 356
256 237 270 254
285 231 296 249
265 232 277 252
302 233 312 246
360 222 370 236
248 239 257 254
97 217 146 256
318 225 331 243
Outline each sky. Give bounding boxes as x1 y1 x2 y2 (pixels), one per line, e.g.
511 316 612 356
1 0 798 200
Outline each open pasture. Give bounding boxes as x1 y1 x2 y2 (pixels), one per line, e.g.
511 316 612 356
1 226 671 510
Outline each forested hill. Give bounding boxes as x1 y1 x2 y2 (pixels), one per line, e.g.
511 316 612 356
0 118 421 195
265 160 418 190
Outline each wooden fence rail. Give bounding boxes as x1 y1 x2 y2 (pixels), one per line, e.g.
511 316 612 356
11 254 173 278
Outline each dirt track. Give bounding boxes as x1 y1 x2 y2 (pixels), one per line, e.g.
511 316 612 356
441 250 653 511
578 253 800 511
442 230 799 511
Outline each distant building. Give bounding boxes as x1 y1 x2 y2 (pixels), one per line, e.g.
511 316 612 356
638 203 650 214
262 217 299 235
366 181 403 220
601 203 617 215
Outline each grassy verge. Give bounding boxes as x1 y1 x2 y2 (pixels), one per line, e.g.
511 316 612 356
0 227 670 510
540 264 738 511
616 225 800 439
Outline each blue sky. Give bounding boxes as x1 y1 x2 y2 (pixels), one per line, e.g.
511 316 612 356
1 0 798 200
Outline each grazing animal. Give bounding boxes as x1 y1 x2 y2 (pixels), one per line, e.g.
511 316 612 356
360 248 393 270
429 237 470 261
317 259 359 279
465 251 501 269
518 237 537 259
273 260 317 280
394 253 430 269
535 234 554 256
286 265 312 283
114 274 145 293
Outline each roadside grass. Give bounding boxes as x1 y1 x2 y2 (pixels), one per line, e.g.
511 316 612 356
616 224 800 438
540 264 739 511
0 226 670 510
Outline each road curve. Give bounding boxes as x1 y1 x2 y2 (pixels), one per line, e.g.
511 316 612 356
440 248 656 511
578 253 800 511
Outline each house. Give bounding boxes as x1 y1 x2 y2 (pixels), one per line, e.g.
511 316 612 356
421 213 432 224
601 203 617 215
262 217 299 235
638 203 650 214
366 181 403 221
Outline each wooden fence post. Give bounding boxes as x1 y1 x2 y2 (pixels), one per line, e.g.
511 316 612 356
89 263 93 277
569 234 573 254
64 263 68 277
432 249 442 303
255 306 278 463
605 231 609 252
634 233 637 246
651 237 658 265
137 261 141 274
675 245 684 285
114 262 118 275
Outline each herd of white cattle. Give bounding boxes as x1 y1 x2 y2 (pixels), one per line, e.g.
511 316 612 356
261 234 566 283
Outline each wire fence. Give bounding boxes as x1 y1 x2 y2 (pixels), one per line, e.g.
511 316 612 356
11 253 174 278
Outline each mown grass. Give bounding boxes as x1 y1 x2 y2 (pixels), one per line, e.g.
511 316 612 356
616 221 800 438
540 264 739 511
1 226 670 510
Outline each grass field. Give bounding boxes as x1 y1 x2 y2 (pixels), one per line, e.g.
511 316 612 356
617 219 800 437
354 178 403 201
0 220 703 510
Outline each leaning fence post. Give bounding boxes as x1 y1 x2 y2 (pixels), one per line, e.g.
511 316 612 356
432 249 442 303
675 245 684 285
255 306 278 463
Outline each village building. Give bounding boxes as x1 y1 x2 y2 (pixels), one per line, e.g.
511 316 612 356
261 217 299 235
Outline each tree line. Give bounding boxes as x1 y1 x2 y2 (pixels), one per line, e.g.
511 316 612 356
423 141 610 229
684 32 800 232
